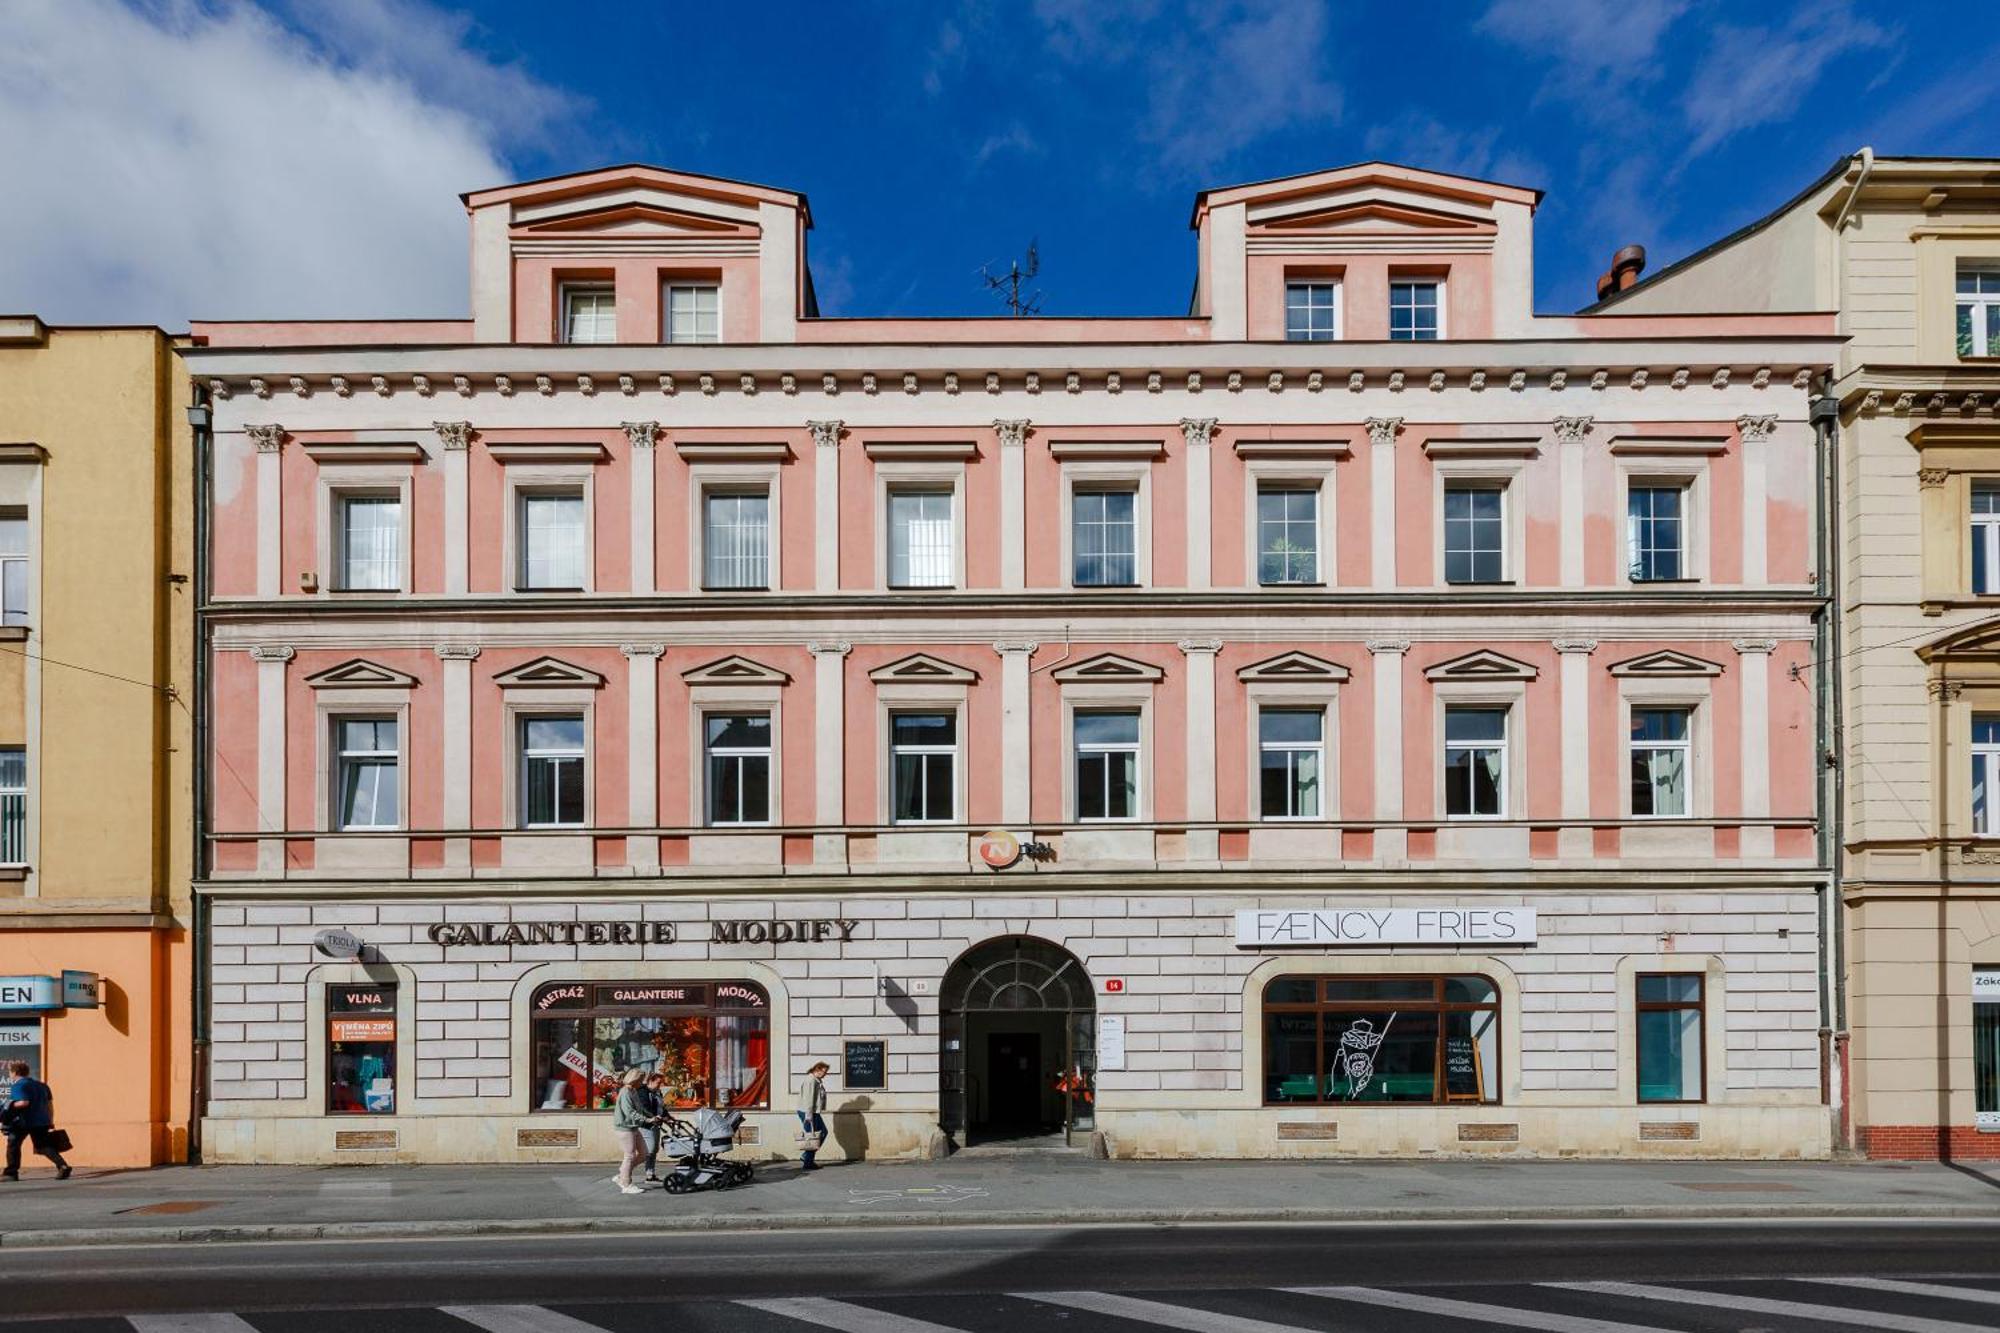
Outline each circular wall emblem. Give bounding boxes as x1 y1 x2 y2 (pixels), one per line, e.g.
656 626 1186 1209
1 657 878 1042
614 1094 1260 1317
977 829 1021 868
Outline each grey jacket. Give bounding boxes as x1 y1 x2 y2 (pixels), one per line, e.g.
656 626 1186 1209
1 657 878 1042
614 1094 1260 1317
796 1073 827 1116
611 1085 653 1129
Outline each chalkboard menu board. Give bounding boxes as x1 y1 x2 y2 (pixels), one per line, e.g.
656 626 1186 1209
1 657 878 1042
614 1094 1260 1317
1443 1033 1483 1102
843 1039 887 1090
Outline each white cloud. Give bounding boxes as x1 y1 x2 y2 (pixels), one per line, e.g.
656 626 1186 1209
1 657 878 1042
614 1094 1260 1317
1476 0 1688 111
1680 2 1893 156
0 0 578 326
973 122 1043 168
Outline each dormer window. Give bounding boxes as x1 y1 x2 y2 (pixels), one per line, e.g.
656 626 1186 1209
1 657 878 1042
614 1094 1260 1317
1957 265 2000 358
665 283 720 345
560 284 616 345
1389 279 1442 341
1284 281 1340 342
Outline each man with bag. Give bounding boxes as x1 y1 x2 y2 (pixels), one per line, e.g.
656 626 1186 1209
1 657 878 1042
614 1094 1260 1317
796 1059 829 1171
3 1060 71 1181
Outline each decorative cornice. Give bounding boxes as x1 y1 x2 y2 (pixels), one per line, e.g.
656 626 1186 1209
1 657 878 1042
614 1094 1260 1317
620 421 659 450
1176 638 1223 655
1736 414 1779 443
1179 418 1218 450
619 643 665 659
807 419 844 450
433 644 482 661
1365 638 1412 655
248 645 295 663
1731 637 1779 655
806 640 853 657
1552 638 1598 655
432 420 473 451
246 424 285 454
1363 417 1403 446
992 640 1039 656
1552 415 1594 443
993 419 1031 450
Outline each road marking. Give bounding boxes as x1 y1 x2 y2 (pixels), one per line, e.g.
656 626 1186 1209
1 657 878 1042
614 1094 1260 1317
441 1305 614 1333
1808 1276 2000 1307
1021 1291 1324 1333
1289 1286 1680 1332
127 1318 260 1333
1550 1281 2000 1333
737 1296 971 1331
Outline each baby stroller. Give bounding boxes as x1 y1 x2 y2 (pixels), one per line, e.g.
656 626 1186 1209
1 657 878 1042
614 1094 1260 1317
658 1107 752 1193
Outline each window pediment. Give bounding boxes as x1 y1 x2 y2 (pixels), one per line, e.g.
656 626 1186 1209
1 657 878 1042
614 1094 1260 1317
492 656 606 689
1607 650 1725 678
1919 617 2000 663
1236 651 1349 683
867 653 979 685
1423 649 1538 682
1050 652 1166 683
681 654 791 685
303 658 419 689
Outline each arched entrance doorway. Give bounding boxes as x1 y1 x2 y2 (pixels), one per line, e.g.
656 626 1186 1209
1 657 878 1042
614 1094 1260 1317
940 936 1095 1147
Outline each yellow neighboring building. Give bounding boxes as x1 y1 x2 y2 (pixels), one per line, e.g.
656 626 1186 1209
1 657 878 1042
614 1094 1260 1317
0 316 194 1166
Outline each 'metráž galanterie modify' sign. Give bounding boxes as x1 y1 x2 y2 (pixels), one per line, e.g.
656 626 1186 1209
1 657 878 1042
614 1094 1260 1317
1234 907 1536 948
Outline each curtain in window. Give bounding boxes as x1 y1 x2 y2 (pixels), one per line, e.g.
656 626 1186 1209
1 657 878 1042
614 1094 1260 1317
889 492 953 587
0 747 23 864
704 494 769 589
343 498 401 590
522 494 585 588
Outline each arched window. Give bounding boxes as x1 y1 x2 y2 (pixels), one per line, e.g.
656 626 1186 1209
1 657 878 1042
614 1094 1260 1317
1263 975 1500 1105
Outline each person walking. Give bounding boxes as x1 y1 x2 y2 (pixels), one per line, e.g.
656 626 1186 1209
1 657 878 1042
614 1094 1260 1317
638 1071 667 1184
609 1068 653 1195
796 1059 830 1171
2 1061 70 1181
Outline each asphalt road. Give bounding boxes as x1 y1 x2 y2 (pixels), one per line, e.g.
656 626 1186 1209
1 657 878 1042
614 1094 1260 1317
3 1220 2000 1329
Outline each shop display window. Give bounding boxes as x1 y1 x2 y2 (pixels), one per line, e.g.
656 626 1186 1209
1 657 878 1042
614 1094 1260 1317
1262 974 1500 1106
327 984 397 1115
1977 970 2000 1131
529 981 771 1112
1635 973 1705 1103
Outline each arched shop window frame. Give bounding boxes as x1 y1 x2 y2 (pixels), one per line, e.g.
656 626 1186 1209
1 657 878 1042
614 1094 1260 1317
526 978 773 1114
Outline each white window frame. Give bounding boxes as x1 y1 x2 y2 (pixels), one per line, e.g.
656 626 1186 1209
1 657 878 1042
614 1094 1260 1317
1257 704 1328 821
663 281 721 345
702 709 775 827
504 467 594 594
686 680 784 826
0 509 29 628
559 282 617 345
688 464 781 594
1627 705 1693 820
1957 263 2000 359
312 689 412 835
1974 481 2000 595
333 492 404 593
1616 461 1708 587
1248 467 1331 587
0 746 26 866
1976 713 2000 837
1284 279 1342 342
1070 706 1144 823
1441 703 1509 820
1617 680 1713 822
873 680 970 826
1440 481 1509 585
1061 462 1151 590
876 463 966 590
517 712 589 830
1432 682 1526 821
886 709 960 824
331 715 402 831
1433 459 1524 588
1242 675 1341 823
1389 275 1446 341
315 467 414 598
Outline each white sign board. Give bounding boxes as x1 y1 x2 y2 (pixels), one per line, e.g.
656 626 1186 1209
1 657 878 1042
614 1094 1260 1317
1235 907 1537 948
1973 970 2000 1002
1097 1014 1126 1071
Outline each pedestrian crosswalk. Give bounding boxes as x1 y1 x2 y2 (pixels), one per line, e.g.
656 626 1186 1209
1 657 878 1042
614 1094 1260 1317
21 1276 2000 1332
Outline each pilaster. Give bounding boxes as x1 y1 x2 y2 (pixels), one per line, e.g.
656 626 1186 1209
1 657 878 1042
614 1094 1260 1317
995 420 1030 590
1181 419 1217 590
1554 637 1597 858
249 644 293 872
434 643 480 871
622 422 659 596
434 421 472 596
994 640 1038 823
1367 638 1411 863
249 425 284 599
1735 637 1777 859
1365 418 1402 589
1179 638 1222 861
621 643 664 870
809 420 843 592
1738 415 1777 587
1554 417 1593 588
807 640 851 864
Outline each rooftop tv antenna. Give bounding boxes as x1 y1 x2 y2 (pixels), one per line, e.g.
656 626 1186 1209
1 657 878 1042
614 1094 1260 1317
981 240 1044 317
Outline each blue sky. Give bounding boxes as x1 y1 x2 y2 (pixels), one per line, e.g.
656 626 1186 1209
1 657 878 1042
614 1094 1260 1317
3 0 1995 325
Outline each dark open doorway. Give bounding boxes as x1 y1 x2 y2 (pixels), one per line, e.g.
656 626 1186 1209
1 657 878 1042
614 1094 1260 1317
940 936 1096 1149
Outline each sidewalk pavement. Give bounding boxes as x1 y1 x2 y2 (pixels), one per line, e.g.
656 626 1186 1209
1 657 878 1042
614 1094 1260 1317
4 1154 1999 1248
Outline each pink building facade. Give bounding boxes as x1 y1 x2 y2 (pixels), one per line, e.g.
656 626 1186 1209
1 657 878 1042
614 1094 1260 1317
188 163 1839 1162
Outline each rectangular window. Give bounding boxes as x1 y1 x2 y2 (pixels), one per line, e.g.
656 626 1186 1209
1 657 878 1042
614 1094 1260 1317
665 283 720 345
1974 485 2000 595
1259 708 1324 819
334 717 399 830
890 712 956 823
1957 266 2000 358
705 713 772 825
1074 709 1140 820
1263 974 1500 1105
0 746 23 864
1977 971 2000 1131
561 284 616 345
0 512 28 626
1257 486 1319 584
1284 281 1339 342
518 491 585 590
529 981 771 1112
703 491 770 590
337 495 402 591
888 489 954 588
1626 485 1685 582
1630 707 1691 818
1636 973 1705 1103
1072 488 1137 587
1389 279 1441 341
327 983 396 1115
520 715 586 829
1444 706 1506 818
1443 485 1505 583
1975 715 2000 836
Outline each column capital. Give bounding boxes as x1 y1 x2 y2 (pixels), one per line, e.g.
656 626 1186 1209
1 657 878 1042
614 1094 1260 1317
620 421 659 450
1919 467 1952 489
249 644 295 663
1363 416 1403 445
993 639 1039 656
807 640 852 658
432 420 473 451
807 419 845 450
619 643 665 659
433 643 482 661
1552 415 1594 443
1179 417 1218 449
1552 638 1599 655
1365 638 1412 656
992 419 1031 450
1931 678 1965 701
1177 638 1223 656
1731 637 1779 655
247 424 285 454
1736 413 1779 443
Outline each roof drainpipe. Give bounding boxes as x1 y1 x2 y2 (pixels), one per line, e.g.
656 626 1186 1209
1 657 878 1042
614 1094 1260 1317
1832 147 1875 234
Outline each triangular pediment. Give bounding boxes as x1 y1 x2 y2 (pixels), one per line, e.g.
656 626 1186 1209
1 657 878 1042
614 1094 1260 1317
491 656 606 689
681 654 791 685
1236 651 1350 683
1423 650 1539 682
303 658 419 690
1050 652 1166 684
867 653 979 685
1607 650 1725 678
1260 199 1492 236
515 202 750 237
